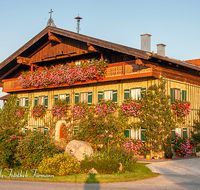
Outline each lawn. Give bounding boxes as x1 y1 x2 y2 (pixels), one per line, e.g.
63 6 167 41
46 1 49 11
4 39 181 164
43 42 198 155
0 163 159 183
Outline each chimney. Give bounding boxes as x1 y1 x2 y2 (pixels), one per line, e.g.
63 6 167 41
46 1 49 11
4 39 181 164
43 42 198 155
140 33 151 52
157 44 166 56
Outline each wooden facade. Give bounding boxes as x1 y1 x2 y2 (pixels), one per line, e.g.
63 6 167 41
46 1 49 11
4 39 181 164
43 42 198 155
0 26 200 141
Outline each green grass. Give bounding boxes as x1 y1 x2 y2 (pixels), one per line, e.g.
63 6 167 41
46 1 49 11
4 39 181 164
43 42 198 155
0 163 159 183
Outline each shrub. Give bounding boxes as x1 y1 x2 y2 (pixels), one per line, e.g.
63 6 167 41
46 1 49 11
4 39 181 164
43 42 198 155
0 95 29 168
80 157 120 174
196 146 200 153
15 130 58 169
107 147 137 172
38 153 81 175
31 105 47 120
173 133 191 157
52 99 68 119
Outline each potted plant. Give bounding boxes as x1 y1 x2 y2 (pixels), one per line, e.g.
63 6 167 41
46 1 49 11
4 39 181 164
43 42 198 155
163 138 173 159
196 146 200 156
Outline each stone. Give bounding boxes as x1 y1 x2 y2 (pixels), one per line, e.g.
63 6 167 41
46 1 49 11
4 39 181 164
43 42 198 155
196 152 200 156
88 168 98 174
65 140 93 161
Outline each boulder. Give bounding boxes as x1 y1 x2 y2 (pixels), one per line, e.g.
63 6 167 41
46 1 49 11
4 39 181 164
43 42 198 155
65 140 93 161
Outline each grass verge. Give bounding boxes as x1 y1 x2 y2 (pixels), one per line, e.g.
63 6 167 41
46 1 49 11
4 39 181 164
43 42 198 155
0 163 159 183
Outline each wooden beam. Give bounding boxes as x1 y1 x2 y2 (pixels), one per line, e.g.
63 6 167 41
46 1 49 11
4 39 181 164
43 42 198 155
48 31 61 43
87 43 98 52
0 64 21 80
17 57 31 65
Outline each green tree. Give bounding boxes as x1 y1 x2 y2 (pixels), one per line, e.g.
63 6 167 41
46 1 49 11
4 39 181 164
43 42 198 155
0 94 29 167
137 79 177 154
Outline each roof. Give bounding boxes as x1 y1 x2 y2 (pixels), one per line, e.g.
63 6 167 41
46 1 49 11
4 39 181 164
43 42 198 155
1 26 200 79
0 94 10 100
185 59 200 67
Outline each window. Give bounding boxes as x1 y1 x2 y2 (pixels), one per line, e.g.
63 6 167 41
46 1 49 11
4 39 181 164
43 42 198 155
171 88 187 103
124 129 130 138
172 128 188 139
98 90 117 102
34 96 48 108
54 94 70 103
17 97 28 108
124 88 146 100
75 92 92 104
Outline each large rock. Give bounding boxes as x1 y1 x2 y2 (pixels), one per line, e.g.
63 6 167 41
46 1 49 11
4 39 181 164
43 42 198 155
65 140 93 161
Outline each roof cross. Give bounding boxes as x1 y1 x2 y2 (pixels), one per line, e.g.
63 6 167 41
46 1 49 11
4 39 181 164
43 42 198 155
49 9 53 19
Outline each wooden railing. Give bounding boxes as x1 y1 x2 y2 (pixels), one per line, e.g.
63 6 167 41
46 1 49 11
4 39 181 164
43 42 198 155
2 61 153 92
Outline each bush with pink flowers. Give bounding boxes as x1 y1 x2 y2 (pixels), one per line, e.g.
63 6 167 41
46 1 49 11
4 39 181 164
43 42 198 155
171 100 191 118
71 102 89 120
120 98 144 117
52 99 68 119
173 133 191 157
31 105 47 120
94 99 117 116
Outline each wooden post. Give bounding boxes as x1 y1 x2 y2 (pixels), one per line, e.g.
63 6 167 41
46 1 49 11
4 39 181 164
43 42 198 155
101 53 103 61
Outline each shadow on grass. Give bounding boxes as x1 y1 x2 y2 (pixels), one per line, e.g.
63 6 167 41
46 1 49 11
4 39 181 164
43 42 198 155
84 174 100 190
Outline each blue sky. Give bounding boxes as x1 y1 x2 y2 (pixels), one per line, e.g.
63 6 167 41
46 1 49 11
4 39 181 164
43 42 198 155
0 0 200 105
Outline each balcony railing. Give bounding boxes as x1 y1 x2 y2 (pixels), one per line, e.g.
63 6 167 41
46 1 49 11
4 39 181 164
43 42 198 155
2 61 153 92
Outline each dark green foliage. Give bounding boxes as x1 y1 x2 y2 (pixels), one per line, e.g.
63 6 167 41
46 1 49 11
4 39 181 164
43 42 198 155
0 95 29 168
15 130 58 169
80 158 120 174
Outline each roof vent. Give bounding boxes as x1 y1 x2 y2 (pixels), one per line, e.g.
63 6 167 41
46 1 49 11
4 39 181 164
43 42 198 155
157 44 166 56
140 34 151 52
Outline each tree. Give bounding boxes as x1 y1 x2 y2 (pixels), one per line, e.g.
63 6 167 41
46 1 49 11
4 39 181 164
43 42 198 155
0 94 29 167
137 79 177 154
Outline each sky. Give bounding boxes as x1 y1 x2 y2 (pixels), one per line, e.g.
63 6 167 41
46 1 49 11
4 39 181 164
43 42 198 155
0 0 200 107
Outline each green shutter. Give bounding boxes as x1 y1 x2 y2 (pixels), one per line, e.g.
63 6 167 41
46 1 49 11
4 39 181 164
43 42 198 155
141 128 146 141
34 97 38 106
17 99 19 106
98 91 103 102
54 95 58 103
124 130 130 138
66 94 69 103
112 90 117 102
44 128 48 135
183 128 188 139
24 128 28 133
141 88 146 98
182 90 187 101
74 127 78 135
171 88 175 103
25 97 28 108
171 129 175 138
88 92 92 105
44 96 48 108
75 93 79 103
124 89 130 100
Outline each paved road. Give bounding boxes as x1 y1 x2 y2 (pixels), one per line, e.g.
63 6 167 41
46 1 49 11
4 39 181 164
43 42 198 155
0 157 200 190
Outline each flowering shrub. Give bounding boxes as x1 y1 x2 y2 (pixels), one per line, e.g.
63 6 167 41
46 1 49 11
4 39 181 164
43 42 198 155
120 98 144 117
171 100 191 117
123 138 150 155
94 99 117 116
163 142 172 155
52 99 68 119
15 130 58 169
14 106 26 120
173 133 191 157
18 60 107 88
31 105 47 120
71 102 89 120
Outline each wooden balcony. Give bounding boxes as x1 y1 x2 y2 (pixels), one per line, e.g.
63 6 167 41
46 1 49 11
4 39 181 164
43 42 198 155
2 61 154 92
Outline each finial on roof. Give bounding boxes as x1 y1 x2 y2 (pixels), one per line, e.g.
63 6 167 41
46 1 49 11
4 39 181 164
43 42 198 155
47 9 56 27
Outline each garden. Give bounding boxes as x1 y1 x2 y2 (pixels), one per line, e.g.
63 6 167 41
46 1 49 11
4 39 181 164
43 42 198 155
0 77 198 183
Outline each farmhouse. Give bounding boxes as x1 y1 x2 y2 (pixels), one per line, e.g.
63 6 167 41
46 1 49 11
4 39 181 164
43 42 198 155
0 23 200 141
